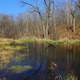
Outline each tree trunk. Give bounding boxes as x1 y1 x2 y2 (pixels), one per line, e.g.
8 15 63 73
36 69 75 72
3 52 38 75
73 18 76 32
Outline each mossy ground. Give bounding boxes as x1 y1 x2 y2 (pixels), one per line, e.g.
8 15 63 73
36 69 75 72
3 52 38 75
0 38 80 49
15 38 80 46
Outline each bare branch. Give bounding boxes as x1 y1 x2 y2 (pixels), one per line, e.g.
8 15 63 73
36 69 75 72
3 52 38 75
21 0 42 18
44 0 48 8
21 0 37 9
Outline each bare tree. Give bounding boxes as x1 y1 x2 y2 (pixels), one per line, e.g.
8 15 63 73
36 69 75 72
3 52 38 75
77 0 80 8
66 0 76 32
21 0 56 39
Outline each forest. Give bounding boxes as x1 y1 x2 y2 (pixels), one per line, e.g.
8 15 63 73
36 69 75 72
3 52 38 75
0 0 80 40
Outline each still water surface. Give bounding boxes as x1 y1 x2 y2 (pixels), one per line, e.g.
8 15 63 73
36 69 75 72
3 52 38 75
0 42 80 80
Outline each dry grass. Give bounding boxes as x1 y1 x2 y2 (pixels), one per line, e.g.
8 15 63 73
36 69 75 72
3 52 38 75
0 50 14 70
57 26 80 40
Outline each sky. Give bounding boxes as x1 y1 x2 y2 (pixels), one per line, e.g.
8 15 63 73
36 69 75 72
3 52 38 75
0 0 76 16
0 0 27 16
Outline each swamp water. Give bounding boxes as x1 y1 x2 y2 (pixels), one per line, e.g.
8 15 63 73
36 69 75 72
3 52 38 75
0 42 80 80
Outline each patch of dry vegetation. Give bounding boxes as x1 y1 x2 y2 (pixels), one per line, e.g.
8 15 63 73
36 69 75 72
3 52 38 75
0 50 14 70
57 26 80 40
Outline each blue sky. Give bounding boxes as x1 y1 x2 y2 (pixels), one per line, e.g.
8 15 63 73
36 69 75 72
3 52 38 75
0 0 76 16
0 0 27 16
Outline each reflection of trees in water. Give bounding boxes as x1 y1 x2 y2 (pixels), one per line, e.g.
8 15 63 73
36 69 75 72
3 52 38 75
12 43 80 79
45 44 80 80
1 43 79 80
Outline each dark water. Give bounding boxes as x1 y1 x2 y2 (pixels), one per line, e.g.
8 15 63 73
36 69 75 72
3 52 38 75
0 42 80 80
